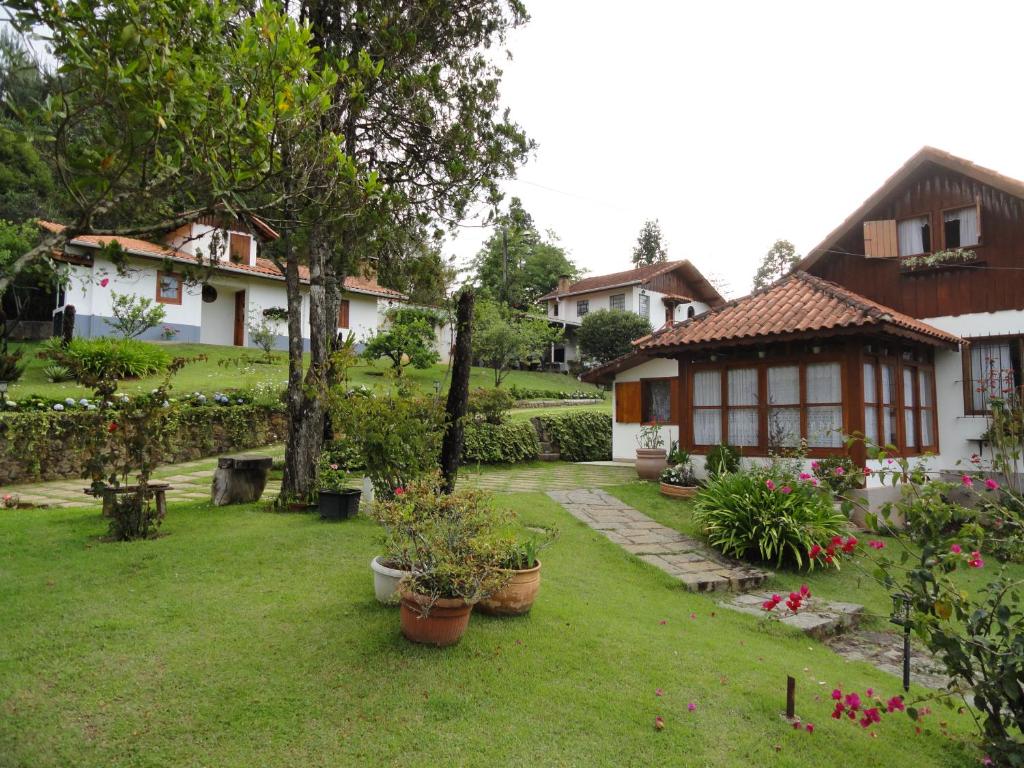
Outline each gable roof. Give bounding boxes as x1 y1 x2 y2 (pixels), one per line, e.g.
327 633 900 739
581 271 960 384
799 146 1024 272
537 260 725 307
38 221 406 300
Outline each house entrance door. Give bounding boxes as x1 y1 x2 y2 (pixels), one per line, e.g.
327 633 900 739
233 290 246 346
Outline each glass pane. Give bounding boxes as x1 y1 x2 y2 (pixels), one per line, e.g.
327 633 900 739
159 276 179 299
610 294 625 311
884 407 898 445
768 407 800 447
903 368 915 407
944 206 978 247
921 408 934 446
971 343 1014 410
728 408 758 446
693 409 721 445
728 368 758 406
904 408 917 448
864 405 879 443
768 366 799 406
863 362 877 403
898 216 930 256
918 369 934 408
693 370 721 407
881 364 896 406
807 405 842 448
806 362 841 403
643 380 672 423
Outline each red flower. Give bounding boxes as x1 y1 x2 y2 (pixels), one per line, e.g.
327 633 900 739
805 723 814 734
886 696 905 713
950 543 962 554
809 544 823 559
779 485 792 494
394 487 405 496
844 692 861 711
831 689 843 700
830 535 844 547
831 703 845 719
799 584 810 598
868 540 885 550
841 536 858 554
765 479 776 491
107 422 118 432
961 475 974 487
862 466 872 476
968 551 985 569
985 478 1000 491
99 278 110 287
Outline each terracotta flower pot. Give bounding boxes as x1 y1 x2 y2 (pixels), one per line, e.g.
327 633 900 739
635 448 668 480
399 592 472 647
659 482 698 499
477 560 542 616
371 556 410 604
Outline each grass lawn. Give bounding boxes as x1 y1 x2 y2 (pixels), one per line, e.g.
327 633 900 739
0 494 981 767
7 340 603 401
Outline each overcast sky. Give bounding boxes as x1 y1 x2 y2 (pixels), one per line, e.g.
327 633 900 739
445 0 1024 297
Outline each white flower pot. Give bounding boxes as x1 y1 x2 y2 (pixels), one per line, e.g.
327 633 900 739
371 556 410 604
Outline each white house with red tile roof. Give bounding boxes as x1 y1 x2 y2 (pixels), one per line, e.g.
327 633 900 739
537 260 725 371
41 217 407 350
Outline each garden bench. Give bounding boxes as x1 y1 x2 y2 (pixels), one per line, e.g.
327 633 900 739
84 482 171 518
211 455 274 506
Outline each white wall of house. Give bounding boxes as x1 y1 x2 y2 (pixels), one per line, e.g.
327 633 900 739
169 223 258 267
611 357 680 461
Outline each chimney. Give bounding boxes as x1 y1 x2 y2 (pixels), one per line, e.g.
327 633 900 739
556 274 571 294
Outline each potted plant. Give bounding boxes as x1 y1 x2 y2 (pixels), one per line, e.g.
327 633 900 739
659 451 699 499
477 529 556 617
635 424 668 480
369 486 415 604
317 457 361 521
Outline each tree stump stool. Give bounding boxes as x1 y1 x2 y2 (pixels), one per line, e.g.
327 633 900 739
212 455 274 506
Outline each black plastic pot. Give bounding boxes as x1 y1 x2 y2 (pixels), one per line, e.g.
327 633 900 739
318 488 362 521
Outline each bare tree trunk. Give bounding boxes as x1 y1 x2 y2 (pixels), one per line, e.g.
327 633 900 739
440 288 474 493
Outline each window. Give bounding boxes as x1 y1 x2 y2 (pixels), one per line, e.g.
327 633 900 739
943 205 979 249
687 305 696 319
638 293 650 318
156 271 182 305
201 284 218 303
897 215 931 256
768 365 800 447
642 379 673 424
576 300 589 317
964 338 1022 413
553 346 565 364
806 362 842 448
338 299 350 329
610 293 625 311
229 232 251 263
552 301 558 317
727 368 759 446
692 370 721 445
863 352 937 453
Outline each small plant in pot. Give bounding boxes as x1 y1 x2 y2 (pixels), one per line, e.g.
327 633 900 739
635 424 668 480
477 528 557 617
369 485 416 604
316 456 361 521
659 451 699 499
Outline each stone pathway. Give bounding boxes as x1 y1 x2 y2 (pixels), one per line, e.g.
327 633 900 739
826 630 953 690
721 591 864 639
547 488 769 592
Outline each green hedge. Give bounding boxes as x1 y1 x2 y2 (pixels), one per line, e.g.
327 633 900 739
462 420 539 464
538 411 612 462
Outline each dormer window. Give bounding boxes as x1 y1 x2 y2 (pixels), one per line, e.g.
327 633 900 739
229 232 251 264
897 215 931 256
943 205 979 249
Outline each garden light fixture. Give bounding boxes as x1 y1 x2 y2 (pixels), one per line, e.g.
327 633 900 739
889 592 913 692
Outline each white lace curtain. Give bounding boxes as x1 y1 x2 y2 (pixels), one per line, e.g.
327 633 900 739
693 371 721 444
970 342 1014 411
898 216 930 256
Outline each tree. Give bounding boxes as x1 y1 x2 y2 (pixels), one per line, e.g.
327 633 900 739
376 234 456 307
440 288 474 493
0 218 56 359
752 239 800 291
361 316 439 375
471 299 560 386
577 309 653 366
632 219 667 266
471 198 581 310
108 293 167 339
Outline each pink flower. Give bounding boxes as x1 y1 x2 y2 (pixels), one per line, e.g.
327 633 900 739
868 540 885 549
765 479 776 491
859 707 881 728
886 458 894 464
99 278 110 287
831 689 843 701
866 688 874 698
810 461 820 470
844 692 861 711
886 696 905 713
862 466 872 476
805 723 815 734
655 688 664 697
810 477 819 487
687 702 696 712
394 487 405 495
809 544 823 559
779 486 792 495
841 536 858 554
969 551 984 569
961 475 974 487
799 584 810 598
950 543 962 554
329 463 339 470
985 478 1000 491
834 466 845 476
799 472 812 480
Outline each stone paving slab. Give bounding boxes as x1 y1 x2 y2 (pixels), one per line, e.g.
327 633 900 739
826 630 953 691
720 592 865 639
547 488 770 593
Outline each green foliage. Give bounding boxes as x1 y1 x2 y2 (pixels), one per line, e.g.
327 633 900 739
40 337 170 380
470 198 581 310
705 443 741 476
386 306 447 329
636 424 664 450
108 292 167 339
316 453 348 492
361 317 439 374
41 363 74 383
0 349 26 382
246 311 281 360
507 385 603 401
462 420 539 464
497 527 558 570
538 411 613 462
632 219 667 266
472 299 561 386
752 239 800 291
377 240 455 307
104 487 166 541
693 469 847 569
467 386 515 424
576 309 653 366
811 455 860 496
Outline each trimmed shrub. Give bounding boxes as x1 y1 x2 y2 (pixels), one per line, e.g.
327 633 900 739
538 411 612 462
41 337 170 380
693 468 847 569
467 386 515 424
507 385 603 401
705 443 740 476
463 420 539 464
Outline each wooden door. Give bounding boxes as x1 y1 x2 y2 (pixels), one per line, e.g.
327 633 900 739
233 290 245 346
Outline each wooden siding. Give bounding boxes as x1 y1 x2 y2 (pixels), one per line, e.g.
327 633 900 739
644 270 702 299
808 164 1024 318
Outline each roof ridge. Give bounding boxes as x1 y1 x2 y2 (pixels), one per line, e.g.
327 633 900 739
790 271 888 324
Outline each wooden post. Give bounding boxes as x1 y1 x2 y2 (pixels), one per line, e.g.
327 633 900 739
844 340 867 468
785 675 796 720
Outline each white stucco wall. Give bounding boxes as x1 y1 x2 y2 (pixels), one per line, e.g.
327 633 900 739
611 357 681 461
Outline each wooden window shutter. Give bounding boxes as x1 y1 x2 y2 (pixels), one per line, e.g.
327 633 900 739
615 381 642 423
670 378 680 423
863 220 898 258
229 232 250 263
338 299 350 329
